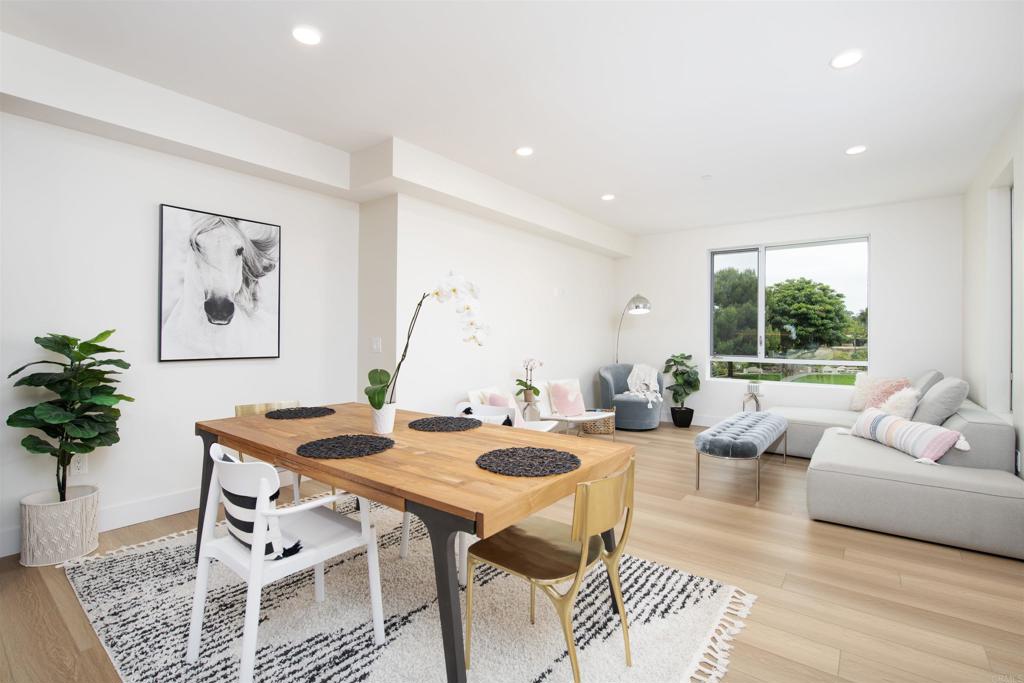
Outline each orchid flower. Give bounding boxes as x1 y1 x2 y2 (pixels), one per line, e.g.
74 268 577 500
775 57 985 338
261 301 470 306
367 272 487 407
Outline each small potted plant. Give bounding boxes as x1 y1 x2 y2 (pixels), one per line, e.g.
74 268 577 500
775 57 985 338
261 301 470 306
365 273 485 434
7 330 133 566
663 352 700 428
515 358 542 421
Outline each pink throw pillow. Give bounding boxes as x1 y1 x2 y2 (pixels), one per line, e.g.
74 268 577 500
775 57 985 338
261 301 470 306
549 381 586 416
486 393 525 427
865 378 910 409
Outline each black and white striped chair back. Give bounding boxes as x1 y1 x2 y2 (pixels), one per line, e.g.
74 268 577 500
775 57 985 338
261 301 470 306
210 445 301 560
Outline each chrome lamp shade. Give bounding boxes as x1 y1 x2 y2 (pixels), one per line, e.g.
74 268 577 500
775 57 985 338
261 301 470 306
615 294 651 363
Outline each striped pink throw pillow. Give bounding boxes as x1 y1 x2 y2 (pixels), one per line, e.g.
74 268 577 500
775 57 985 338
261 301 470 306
851 408 969 462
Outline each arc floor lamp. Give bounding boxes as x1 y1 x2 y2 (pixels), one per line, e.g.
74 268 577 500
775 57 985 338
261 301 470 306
615 293 651 363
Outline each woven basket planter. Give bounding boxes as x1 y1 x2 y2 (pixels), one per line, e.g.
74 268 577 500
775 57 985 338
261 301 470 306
581 407 617 435
20 485 99 567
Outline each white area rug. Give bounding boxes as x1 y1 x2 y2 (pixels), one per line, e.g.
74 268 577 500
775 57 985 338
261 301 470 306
64 497 755 682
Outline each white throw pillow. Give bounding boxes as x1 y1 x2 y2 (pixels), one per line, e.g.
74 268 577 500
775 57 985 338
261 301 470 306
849 372 907 411
877 387 920 419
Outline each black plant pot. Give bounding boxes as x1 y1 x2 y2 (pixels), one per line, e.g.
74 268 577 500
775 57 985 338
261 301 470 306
671 406 694 428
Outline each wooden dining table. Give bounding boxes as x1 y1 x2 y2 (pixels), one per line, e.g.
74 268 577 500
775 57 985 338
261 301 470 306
194 402 634 683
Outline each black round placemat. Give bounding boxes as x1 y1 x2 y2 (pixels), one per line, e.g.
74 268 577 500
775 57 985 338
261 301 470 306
296 435 393 459
476 447 581 477
409 416 482 432
265 406 336 420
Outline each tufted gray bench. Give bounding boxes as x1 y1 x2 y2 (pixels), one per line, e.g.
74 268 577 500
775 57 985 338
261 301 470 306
694 412 788 501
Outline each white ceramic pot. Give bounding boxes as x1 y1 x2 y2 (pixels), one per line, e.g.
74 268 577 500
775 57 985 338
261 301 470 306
372 404 397 435
20 485 99 567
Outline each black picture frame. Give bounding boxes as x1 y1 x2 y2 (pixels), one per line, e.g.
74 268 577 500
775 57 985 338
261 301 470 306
158 204 281 362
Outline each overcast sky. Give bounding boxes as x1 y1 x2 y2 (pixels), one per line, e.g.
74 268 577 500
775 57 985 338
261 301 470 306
767 241 868 314
714 240 868 314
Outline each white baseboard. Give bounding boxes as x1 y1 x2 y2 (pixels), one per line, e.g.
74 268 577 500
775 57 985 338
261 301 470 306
0 486 200 560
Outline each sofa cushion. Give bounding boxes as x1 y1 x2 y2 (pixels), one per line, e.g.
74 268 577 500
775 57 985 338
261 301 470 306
810 428 1023 499
913 377 969 425
939 399 1016 472
768 406 859 428
764 406 859 459
850 408 968 462
911 369 944 397
613 392 651 404
808 428 1024 559
877 386 920 418
850 372 908 411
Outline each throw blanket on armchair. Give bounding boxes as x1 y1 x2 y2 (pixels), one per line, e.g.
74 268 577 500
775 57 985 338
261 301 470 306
627 363 664 408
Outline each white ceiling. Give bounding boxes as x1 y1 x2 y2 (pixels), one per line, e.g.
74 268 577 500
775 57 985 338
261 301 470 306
2 1 1021 234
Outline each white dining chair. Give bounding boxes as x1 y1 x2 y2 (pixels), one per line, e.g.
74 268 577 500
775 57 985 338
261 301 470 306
236 401 413 559
186 445 386 683
235 401 303 502
455 400 560 433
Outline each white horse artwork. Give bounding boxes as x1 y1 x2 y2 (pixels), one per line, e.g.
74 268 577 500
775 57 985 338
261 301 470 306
160 206 280 360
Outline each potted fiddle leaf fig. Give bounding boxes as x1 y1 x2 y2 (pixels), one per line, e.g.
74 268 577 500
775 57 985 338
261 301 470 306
7 330 133 566
663 352 700 428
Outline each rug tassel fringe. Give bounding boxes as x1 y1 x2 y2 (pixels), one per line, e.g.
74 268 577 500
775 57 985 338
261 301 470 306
59 493 335 568
689 587 757 683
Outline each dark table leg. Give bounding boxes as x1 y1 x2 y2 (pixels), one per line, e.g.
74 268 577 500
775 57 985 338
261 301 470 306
194 428 219 563
601 529 623 617
407 501 476 683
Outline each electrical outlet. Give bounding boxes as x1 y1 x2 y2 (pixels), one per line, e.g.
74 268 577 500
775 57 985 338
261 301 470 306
71 454 88 475
371 336 382 353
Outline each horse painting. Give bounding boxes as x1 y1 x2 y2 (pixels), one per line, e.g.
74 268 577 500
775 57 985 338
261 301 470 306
160 206 280 360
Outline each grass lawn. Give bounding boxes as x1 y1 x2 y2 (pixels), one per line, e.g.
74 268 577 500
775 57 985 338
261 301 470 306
791 373 856 385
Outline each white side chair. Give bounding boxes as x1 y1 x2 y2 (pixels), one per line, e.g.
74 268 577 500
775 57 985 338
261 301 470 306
235 401 304 502
458 397 560 433
186 445 386 683
535 379 616 436
236 401 413 559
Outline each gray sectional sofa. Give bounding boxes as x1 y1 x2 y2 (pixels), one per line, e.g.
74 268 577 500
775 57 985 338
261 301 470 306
769 371 1024 559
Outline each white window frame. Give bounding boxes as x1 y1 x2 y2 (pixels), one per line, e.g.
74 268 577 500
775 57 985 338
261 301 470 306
708 236 870 369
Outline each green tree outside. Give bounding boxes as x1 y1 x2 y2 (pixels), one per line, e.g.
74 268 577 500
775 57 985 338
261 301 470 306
712 267 758 356
765 277 850 357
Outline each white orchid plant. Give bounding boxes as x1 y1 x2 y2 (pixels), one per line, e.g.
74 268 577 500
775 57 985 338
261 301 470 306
515 357 543 400
365 273 486 410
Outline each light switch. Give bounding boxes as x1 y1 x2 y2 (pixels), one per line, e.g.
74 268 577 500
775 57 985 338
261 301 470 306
371 336 382 353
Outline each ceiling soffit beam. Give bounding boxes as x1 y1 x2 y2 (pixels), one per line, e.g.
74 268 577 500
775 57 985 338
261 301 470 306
348 139 634 257
1 33 632 257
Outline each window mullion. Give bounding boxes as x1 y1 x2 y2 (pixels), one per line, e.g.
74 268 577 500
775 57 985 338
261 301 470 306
757 246 766 361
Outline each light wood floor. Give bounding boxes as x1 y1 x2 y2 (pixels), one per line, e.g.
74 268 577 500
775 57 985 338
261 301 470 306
1 425 1022 682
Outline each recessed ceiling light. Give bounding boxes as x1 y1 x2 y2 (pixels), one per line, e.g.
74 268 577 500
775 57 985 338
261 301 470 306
601 194 616 201
830 48 863 70
701 174 713 181
515 146 534 157
845 145 867 156
292 25 322 45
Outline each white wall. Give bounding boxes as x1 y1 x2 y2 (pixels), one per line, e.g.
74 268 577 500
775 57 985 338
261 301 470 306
616 196 964 426
0 114 359 556
389 195 618 414
963 107 1021 419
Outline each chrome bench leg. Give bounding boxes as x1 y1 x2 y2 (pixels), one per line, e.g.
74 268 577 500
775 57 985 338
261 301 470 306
755 456 760 502
695 451 701 490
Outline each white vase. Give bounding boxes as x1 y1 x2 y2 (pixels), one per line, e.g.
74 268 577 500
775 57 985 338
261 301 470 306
372 404 397 435
20 485 99 567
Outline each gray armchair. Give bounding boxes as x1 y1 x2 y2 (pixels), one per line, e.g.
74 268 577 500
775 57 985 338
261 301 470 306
598 364 665 431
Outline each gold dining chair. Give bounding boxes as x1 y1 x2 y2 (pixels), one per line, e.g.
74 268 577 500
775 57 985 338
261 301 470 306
464 458 635 683
234 401 335 505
